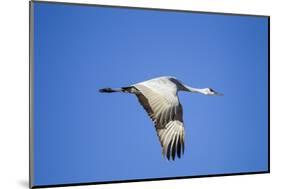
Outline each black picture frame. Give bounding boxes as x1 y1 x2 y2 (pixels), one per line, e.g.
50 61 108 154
29 1 270 188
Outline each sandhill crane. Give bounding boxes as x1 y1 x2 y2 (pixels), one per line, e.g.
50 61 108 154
99 76 222 160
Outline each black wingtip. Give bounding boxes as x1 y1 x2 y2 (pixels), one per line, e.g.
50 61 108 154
177 139 181 158
164 139 183 161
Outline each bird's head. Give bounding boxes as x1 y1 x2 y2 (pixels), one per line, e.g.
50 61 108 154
202 88 223 96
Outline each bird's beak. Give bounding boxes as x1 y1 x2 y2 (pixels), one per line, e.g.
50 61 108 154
214 91 223 96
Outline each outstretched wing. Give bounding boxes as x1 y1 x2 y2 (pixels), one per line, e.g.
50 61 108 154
133 83 185 160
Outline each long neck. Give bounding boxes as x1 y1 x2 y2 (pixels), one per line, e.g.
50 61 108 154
183 84 206 94
170 78 206 94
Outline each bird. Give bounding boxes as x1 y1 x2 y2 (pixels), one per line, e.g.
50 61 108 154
99 76 222 160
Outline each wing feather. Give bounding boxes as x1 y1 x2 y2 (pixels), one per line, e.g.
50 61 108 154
133 83 185 160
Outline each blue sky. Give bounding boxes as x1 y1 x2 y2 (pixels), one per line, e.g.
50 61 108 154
33 2 269 186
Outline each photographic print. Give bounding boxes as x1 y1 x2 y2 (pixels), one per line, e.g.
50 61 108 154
30 1 269 188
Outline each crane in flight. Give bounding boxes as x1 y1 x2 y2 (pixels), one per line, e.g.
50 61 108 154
99 76 222 161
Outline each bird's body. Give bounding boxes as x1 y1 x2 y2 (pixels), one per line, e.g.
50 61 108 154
136 76 178 96
99 76 222 160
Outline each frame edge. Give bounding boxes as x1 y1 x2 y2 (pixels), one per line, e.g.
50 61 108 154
29 1 35 188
